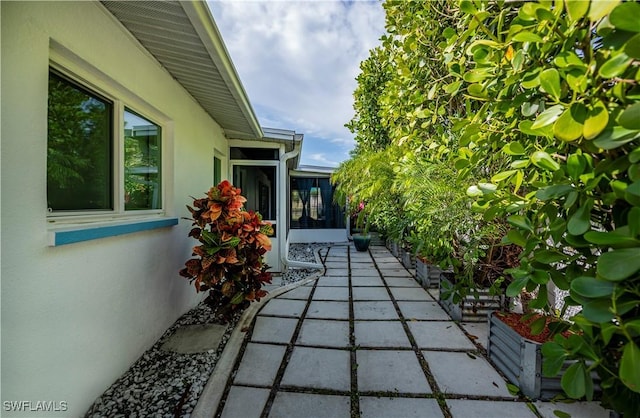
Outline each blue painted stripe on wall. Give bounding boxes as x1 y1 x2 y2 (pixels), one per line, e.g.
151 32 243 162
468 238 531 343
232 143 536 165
54 218 179 246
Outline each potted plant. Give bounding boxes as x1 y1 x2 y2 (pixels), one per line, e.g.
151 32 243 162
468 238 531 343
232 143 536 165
486 310 592 400
350 201 372 252
439 272 505 322
438 223 521 322
179 180 274 320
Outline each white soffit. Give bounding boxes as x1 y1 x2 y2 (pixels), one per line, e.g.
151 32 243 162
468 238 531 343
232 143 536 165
100 0 263 140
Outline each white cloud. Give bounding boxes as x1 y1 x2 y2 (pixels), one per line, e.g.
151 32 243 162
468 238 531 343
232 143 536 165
306 152 342 167
207 0 385 166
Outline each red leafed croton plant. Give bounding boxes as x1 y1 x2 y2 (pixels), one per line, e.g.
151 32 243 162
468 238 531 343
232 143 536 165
180 180 273 320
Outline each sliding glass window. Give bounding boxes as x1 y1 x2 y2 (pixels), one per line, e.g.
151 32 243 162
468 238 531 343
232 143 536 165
290 177 345 229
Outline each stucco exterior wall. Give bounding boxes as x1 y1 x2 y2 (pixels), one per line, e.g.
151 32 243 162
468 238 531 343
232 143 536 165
1 2 228 415
289 229 349 244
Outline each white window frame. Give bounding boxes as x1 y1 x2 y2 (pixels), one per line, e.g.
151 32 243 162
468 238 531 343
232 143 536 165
47 43 170 225
229 160 279 224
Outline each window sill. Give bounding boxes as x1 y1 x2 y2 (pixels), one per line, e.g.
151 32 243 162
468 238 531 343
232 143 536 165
48 217 179 246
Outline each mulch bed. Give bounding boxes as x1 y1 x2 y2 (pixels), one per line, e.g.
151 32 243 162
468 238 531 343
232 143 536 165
494 311 571 344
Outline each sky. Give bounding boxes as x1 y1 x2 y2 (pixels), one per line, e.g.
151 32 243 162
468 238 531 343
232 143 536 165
207 0 387 167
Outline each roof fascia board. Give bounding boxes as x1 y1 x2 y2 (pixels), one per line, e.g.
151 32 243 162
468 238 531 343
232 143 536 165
181 1 263 139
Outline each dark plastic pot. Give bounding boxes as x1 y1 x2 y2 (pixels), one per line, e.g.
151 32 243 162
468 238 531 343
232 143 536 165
353 234 371 252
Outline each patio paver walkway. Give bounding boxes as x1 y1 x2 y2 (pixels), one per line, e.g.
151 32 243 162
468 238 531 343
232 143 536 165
210 245 610 418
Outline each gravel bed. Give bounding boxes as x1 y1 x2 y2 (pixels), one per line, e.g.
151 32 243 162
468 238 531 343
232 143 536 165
281 242 329 285
85 244 329 417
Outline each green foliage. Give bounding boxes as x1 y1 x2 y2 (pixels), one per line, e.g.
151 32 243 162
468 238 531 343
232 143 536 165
332 146 406 237
446 0 640 414
341 0 640 414
346 47 393 152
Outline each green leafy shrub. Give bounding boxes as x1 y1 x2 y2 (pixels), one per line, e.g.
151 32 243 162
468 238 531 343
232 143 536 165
343 0 639 413
444 1 640 413
332 147 408 239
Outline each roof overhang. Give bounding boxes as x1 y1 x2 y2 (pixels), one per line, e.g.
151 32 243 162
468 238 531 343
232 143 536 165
100 1 263 140
261 127 303 169
292 165 336 176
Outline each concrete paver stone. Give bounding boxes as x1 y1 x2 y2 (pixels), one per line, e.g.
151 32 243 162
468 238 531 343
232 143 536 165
384 277 422 288
325 254 348 260
312 286 350 301
534 401 610 418
352 287 391 301
350 253 372 259
357 350 432 393
373 256 401 263
353 301 399 320
233 343 286 386
258 299 307 318
281 347 351 391
350 262 376 269
323 261 348 269
460 322 489 350
423 351 515 397
327 251 349 261
354 321 411 348
160 324 226 354
397 301 451 321
378 268 413 277
389 286 432 301
250 317 298 344
351 276 385 287
359 397 443 418
278 286 313 300
316 276 349 287
220 386 270 418
269 392 351 418
349 268 380 277
296 319 350 347
325 268 350 276
306 301 350 320
408 321 476 350
447 400 536 418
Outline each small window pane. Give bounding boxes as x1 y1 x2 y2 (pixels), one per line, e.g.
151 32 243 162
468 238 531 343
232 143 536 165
124 110 161 210
47 71 113 211
230 147 278 160
214 156 222 185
